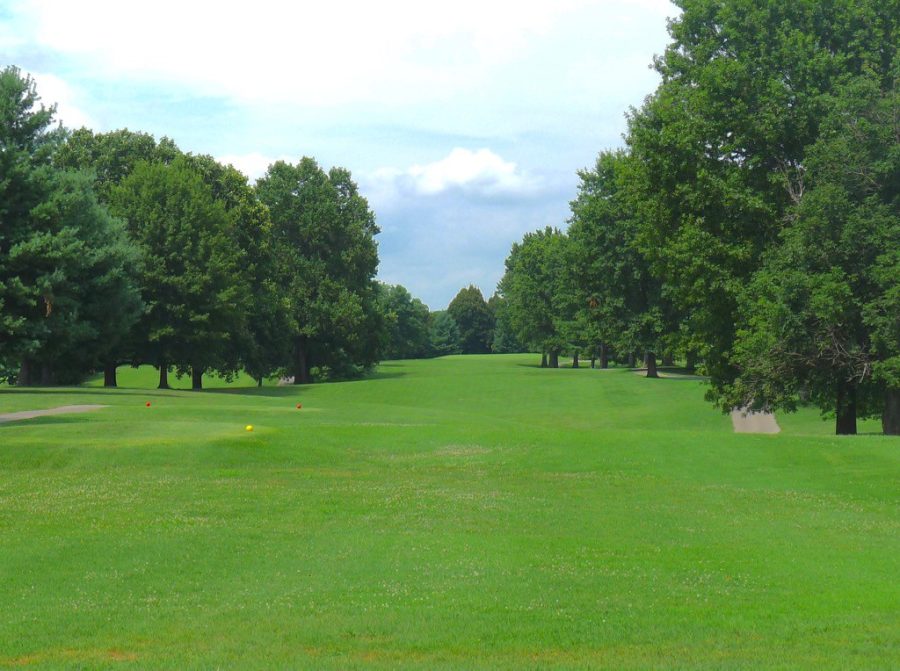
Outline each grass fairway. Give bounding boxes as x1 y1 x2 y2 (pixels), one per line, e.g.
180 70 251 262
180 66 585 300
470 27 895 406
1 355 897 669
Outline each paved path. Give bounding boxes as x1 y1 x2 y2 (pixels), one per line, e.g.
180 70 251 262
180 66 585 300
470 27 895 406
0 404 108 424
731 407 780 434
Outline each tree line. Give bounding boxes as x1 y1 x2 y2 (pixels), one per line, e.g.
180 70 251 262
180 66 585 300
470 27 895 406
1 66 459 389
498 0 898 435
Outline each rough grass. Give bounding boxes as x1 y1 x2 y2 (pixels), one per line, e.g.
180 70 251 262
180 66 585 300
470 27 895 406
1 355 897 669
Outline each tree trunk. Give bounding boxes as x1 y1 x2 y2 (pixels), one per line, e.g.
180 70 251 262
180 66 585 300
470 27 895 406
600 343 609 369
882 388 900 435
158 362 170 390
191 366 203 391
104 362 118 387
540 352 547 368
548 350 559 368
627 352 635 368
685 351 697 373
572 351 579 368
17 359 33 386
835 381 857 435
590 356 596 369
294 337 311 384
39 364 53 386
257 377 263 388
662 352 674 367
645 352 659 378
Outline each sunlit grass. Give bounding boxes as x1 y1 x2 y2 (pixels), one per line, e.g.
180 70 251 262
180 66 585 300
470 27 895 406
1 355 897 669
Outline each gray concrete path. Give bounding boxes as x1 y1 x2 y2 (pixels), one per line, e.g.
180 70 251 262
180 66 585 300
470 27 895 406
731 407 780 434
0 404 108 424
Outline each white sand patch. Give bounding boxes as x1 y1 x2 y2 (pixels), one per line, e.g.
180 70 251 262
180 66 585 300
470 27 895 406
0 405 108 424
731 407 780 434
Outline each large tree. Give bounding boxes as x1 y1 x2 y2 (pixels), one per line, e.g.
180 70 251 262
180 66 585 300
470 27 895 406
378 283 431 360
256 158 381 383
729 71 899 434
109 158 246 389
627 0 898 396
0 67 141 384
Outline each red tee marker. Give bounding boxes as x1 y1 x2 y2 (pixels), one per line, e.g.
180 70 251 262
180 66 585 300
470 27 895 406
296 403 302 409
146 402 151 407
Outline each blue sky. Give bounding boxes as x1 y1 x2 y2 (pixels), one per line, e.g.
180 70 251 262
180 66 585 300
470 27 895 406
2 0 677 308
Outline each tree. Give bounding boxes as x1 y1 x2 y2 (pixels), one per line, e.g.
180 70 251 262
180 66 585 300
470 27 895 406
378 283 431 360
256 158 380 383
447 285 494 354
487 291 525 354
626 0 898 395
499 227 570 367
729 72 900 434
109 158 246 389
429 311 462 356
0 67 141 385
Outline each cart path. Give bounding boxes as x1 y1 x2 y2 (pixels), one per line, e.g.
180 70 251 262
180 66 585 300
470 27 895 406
0 405 108 424
731 407 780 434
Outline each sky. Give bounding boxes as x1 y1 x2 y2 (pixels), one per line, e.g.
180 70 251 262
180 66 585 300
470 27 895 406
1 0 678 309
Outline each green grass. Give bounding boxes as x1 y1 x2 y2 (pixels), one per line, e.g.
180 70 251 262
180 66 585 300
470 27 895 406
1 355 897 669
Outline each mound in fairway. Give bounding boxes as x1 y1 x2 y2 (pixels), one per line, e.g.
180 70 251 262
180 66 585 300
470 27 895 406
1 355 897 669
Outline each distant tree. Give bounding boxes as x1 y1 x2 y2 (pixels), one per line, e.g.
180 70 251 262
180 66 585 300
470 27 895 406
499 227 568 367
447 285 494 354
378 283 431 360
429 311 462 356
487 292 524 354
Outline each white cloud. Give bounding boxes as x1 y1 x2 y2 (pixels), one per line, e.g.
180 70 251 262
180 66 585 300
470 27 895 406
28 72 94 129
215 152 291 181
371 148 537 200
8 0 671 108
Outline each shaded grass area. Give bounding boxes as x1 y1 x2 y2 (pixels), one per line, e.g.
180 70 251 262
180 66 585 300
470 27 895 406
1 355 897 669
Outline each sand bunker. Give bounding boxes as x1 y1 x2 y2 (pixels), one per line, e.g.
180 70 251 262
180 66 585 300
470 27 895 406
0 405 108 424
731 407 780 434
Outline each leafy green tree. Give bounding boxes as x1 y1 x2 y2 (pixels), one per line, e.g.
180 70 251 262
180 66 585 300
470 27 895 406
109 158 246 389
54 127 182 384
256 158 380 383
499 227 570 367
567 151 675 377
429 311 462 356
626 0 898 394
487 292 524 354
729 72 900 434
0 66 141 385
378 283 431 360
447 285 494 354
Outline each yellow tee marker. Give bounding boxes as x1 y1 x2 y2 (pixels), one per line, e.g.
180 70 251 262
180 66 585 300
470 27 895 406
245 425 254 432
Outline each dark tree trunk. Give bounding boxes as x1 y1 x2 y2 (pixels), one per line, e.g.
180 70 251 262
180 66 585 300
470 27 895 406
662 352 674 367
540 352 547 368
257 377 263 388
572 351 579 368
600 343 609 369
685 351 697 373
17 359 32 386
158 363 170 390
645 352 659 378
882 388 900 435
294 337 311 384
191 367 203 391
548 350 559 368
39 364 53 386
104 362 118 387
590 356 596 369
835 381 857 435
627 352 636 368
